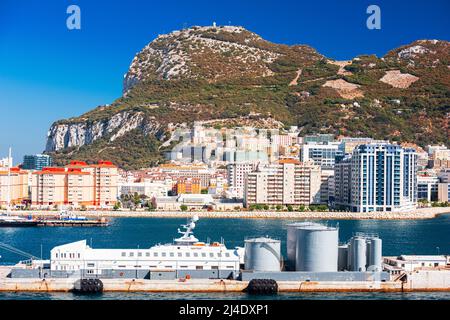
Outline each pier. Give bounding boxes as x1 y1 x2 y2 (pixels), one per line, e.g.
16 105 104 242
35 219 108 227
0 267 449 293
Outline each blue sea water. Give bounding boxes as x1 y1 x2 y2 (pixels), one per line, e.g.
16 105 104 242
1 214 449 300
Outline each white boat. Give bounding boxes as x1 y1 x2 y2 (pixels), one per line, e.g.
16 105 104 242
47 215 245 278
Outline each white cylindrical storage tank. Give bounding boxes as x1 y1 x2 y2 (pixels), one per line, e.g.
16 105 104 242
351 237 367 272
286 222 316 270
368 237 382 271
338 244 349 271
244 237 281 272
295 225 339 272
347 242 353 271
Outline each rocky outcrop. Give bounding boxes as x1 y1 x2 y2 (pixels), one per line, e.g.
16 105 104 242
45 111 161 151
122 25 300 93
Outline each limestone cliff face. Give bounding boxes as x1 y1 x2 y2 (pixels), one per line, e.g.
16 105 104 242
45 111 161 151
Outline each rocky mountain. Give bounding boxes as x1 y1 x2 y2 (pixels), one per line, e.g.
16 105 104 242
46 26 450 169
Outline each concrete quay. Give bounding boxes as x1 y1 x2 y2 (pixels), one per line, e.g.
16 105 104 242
1 267 449 293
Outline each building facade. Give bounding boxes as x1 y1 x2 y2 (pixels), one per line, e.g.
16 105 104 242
0 167 29 206
227 162 258 198
32 161 118 208
22 154 53 170
334 156 352 208
417 174 439 202
300 142 343 169
350 144 417 212
243 160 322 207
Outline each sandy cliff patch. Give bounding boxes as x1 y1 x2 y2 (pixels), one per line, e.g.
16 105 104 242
379 70 419 88
323 79 363 99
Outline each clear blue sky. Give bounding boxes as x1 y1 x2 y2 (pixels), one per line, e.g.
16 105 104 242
1 0 449 164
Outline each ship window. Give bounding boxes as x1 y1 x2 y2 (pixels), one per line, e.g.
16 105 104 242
209 253 214 258
211 266 218 270
138 252 142 257
178 253 182 257
164 266 172 268
193 253 199 257
78 253 81 258
129 252 134 257
218 253 222 258
201 253 206 257
227 266 234 269
87 263 95 268
196 266 203 270
170 252 174 257
154 252 158 257
180 266 188 268
146 252 150 257
185 253 190 257
56 253 58 258
162 252 167 257
121 252 126 257
225 253 230 258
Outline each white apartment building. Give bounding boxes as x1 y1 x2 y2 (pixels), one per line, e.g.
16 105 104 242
227 162 258 198
243 159 322 207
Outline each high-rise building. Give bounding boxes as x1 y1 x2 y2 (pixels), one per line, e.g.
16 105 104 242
349 144 417 212
32 161 118 208
31 167 92 207
243 159 322 207
227 162 258 198
66 161 119 207
300 142 343 169
334 156 352 208
22 154 53 170
0 167 29 206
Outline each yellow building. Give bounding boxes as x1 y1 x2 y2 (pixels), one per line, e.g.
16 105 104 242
175 177 202 194
0 167 29 206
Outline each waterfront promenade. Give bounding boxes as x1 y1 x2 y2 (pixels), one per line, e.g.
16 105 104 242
8 207 450 220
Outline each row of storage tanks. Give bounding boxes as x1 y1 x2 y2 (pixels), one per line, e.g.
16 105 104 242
244 222 382 272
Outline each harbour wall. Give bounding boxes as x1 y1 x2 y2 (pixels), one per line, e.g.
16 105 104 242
9 207 450 220
1 267 449 293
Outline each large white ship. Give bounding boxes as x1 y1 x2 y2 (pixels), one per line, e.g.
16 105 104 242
43 215 244 279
